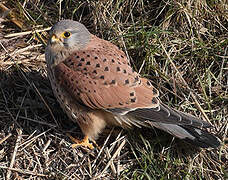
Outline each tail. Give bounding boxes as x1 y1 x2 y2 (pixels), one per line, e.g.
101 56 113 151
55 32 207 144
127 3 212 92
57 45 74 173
128 103 221 148
148 122 220 148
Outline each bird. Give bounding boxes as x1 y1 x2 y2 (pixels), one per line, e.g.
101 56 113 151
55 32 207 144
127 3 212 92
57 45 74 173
45 20 220 149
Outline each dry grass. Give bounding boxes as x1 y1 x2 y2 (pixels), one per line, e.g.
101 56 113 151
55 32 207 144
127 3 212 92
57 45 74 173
0 0 227 179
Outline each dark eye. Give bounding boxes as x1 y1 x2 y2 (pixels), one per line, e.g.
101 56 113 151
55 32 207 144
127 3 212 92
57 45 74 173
63 31 71 38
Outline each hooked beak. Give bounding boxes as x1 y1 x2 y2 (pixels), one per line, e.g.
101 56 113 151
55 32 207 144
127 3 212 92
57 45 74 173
50 34 61 44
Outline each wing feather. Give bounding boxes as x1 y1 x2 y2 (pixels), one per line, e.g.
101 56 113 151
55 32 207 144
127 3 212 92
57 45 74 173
54 35 159 112
53 35 210 129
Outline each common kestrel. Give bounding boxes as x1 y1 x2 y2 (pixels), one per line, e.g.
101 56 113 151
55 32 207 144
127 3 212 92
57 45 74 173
45 20 220 149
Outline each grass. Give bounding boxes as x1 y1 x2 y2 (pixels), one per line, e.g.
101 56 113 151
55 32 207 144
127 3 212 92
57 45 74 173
0 0 227 179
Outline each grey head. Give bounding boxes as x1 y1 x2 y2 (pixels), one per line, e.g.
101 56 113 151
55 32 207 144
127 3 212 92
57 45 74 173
45 20 91 66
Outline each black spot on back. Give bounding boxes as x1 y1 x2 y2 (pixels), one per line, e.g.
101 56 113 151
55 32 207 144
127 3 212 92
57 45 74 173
110 80 116 84
104 67 109 71
130 92 134 96
116 67 121 72
131 97 136 103
134 76 139 82
125 79 130 84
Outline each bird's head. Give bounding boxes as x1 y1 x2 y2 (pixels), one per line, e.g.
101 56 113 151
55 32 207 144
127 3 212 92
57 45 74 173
45 20 91 66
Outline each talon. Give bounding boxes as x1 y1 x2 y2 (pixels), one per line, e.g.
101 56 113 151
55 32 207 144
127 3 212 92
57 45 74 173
67 133 94 149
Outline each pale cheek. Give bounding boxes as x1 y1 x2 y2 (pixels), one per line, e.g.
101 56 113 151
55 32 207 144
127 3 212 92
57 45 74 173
64 39 71 49
64 37 81 50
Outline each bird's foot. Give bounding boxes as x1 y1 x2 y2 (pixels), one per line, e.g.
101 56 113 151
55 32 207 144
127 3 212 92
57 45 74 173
67 134 94 149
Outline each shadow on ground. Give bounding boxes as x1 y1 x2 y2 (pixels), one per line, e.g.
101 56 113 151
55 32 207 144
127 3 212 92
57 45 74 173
0 65 212 179
0 65 204 150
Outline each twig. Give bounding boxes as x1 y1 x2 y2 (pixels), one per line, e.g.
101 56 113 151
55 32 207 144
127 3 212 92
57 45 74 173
94 139 126 179
160 41 211 124
91 128 114 168
105 147 116 175
19 129 50 150
0 133 12 145
31 82 60 128
116 143 121 176
19 116 56 128
4 27 51 38
9 44 43 56
6 129 22 180
0 166 46 177
43 139 52 152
